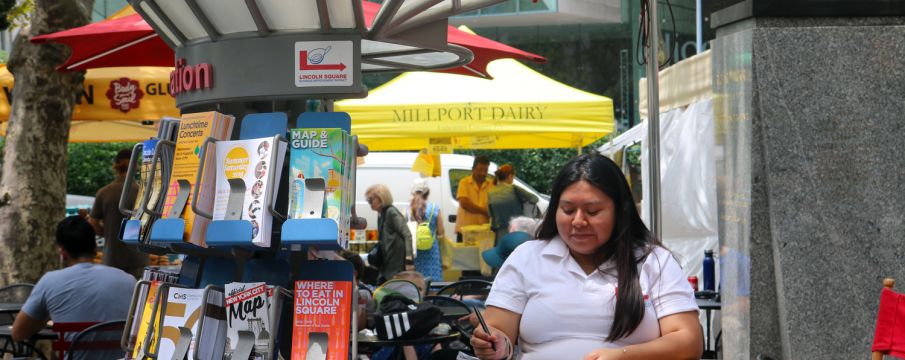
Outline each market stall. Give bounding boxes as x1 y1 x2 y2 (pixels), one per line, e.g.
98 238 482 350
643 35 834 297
0 65 175 142
337 48 615 151
599 50 716 280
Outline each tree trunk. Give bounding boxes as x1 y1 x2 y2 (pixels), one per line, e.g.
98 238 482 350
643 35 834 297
0 0 93 286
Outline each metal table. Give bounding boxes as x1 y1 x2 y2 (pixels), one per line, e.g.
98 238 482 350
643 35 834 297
0 302 22 315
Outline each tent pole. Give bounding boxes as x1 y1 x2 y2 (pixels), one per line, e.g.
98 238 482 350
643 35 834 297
646 0 663 239
696 0 703 53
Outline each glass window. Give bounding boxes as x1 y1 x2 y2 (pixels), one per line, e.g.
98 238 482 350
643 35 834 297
623 143 643 207
481 0 518 14
449 169 471 199
518 0 554 12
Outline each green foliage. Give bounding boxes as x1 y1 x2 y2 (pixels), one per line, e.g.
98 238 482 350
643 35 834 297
66 142 136 196
625 142 641 167
4 0 31 29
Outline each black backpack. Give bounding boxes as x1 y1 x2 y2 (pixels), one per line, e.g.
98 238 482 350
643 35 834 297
373 293 442 340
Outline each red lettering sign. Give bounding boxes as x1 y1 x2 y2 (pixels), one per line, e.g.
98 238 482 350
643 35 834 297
105 77 144 113
169 58 213 97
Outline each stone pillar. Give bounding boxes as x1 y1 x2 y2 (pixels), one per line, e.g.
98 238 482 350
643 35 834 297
711 2 905 359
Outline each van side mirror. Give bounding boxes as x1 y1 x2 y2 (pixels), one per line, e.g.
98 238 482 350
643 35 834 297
448 214 457 223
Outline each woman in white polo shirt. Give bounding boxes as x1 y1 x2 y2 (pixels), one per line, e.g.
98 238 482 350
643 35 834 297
470 153 702 360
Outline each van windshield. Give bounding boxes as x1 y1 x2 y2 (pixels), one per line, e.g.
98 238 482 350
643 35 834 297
513 178 549 201
449 169 493 198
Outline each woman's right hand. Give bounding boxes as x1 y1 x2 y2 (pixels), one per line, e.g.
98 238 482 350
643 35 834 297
470 325 509 360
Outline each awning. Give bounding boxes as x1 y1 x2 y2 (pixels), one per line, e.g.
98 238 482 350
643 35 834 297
0 65 176 142
336 54 614 151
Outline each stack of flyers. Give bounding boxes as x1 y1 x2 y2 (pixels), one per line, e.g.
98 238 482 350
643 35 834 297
161 111 235 246
211 136 287 247
224 282 274 360
287 112 354 249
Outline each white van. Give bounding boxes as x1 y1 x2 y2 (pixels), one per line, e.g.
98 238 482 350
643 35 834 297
354 152 549 242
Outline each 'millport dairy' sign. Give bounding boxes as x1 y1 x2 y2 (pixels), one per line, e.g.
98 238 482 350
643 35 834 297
392 106 548 122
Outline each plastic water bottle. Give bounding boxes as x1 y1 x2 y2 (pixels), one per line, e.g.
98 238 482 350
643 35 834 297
703 250 715 291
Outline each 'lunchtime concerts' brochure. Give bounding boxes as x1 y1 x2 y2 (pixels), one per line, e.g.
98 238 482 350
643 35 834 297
160 111 234 246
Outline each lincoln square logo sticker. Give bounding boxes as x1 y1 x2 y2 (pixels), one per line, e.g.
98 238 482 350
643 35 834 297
295 40 353 87
105 77 144 113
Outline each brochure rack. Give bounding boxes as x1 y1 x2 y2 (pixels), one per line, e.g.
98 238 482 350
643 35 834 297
193 285 293 360
118 141 145 244
121 280 150 355
138 139 183 255
140 282 192 360
119 122 180 255
115 0 509 357
192 113 288 251
282 112 365 251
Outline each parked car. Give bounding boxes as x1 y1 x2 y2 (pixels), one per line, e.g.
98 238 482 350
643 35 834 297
66 194 104 248
65 194 95 216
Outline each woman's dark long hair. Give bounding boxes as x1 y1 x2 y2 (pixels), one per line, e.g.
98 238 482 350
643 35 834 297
534 152 659 341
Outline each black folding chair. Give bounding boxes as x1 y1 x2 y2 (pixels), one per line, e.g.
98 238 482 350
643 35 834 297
0 283 35 303
0 339 48 360
423 295 475 354
0 283 37 355
65 320 126 360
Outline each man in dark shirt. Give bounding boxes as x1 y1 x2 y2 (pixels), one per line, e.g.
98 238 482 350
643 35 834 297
88 149 148 278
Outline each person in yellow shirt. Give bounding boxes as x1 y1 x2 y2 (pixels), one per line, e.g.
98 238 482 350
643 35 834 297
455 155 494 242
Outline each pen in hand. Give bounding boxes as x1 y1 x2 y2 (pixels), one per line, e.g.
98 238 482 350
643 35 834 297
473 306 496 352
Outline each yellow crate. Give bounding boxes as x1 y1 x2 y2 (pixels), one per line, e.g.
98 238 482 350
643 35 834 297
455 224 494 276
461 224 493 247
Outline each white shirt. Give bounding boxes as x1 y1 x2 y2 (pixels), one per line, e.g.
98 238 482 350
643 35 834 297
485 238 698 360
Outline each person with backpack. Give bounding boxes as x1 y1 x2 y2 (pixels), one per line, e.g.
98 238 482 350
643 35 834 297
408 178 444 282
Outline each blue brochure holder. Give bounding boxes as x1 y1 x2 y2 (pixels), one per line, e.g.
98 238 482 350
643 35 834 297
295 111 351 130
119 142 149 245
281 218 341 250
204 220 254 247
121 219 142 244
149 218 186 243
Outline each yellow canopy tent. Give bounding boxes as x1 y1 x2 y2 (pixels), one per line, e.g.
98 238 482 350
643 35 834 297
0 65 177 142
336 58 615 151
